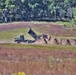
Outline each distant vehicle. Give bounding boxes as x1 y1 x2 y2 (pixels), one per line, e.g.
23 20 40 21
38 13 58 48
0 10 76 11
28 28 41 40
14 28 41 43
14 28 51 44
14 35 27 43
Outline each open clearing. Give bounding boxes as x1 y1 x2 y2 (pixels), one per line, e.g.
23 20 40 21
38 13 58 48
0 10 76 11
0 22 76 75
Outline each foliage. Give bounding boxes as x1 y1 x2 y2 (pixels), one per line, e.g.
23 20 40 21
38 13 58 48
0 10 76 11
0 0 75 23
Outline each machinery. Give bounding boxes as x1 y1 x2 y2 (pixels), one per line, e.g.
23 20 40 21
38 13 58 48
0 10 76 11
14 35 27 43
28 28 41 40
14 28 41 43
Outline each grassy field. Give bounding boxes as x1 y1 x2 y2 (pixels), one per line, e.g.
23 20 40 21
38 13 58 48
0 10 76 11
0 24 76 42
0 22 76 75
0 43 76 75
0 28 41 42
0 8 76 75
0 43 76 51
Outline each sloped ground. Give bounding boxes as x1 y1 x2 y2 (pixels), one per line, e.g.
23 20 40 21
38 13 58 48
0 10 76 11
0 22 76 36
0 22 76 45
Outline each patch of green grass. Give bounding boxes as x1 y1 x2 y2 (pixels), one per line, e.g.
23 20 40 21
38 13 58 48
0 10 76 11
0 28 27 41
0 28 41 42
48 56 76 62
51 35 76 39
0 43 76 51
0 27 76 43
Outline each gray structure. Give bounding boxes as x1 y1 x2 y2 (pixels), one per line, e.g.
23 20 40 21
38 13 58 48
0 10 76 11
14 28 41 43
28 28 41 40
14 35 27 43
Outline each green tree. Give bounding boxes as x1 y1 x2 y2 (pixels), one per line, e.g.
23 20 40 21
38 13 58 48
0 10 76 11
0 0 75 23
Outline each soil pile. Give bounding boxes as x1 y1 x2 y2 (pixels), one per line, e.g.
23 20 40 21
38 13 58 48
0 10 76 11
34 38 76 46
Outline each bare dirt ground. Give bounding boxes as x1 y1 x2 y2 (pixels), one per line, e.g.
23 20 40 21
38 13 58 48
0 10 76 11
0 47 76 75
0 22 76 75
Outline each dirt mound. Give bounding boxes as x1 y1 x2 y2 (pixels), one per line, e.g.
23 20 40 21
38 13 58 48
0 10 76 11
69 39 76 46
33 38 76 46
61 39 71 45
48 38 59 45
34 38 46 44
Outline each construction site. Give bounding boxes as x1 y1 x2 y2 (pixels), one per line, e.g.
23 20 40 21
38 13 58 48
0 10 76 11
14 26 76 46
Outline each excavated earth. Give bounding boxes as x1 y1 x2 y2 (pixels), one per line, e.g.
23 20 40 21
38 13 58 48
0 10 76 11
0 22 76 45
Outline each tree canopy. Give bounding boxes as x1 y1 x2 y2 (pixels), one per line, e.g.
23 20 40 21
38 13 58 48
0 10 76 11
0 0 75 23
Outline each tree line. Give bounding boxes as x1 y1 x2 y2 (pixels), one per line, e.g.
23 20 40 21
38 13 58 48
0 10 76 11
0 0 76 23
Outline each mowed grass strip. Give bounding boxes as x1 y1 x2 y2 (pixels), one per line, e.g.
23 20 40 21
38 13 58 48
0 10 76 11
0 43 76 51
0 28 27 40
0 28 40 41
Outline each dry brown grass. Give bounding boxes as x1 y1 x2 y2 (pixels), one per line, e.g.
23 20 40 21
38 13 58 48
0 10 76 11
0 47 76 75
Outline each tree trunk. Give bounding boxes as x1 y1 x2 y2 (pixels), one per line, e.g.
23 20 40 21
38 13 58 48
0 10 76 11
3 14 7 22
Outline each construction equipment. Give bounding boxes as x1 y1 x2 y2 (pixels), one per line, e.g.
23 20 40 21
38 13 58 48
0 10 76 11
28 28 41 40
14 28 50 44
14 28 41 43
42 34 51 44
14 35 27 43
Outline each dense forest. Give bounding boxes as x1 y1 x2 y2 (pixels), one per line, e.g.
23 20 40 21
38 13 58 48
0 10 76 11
0 0 76 23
